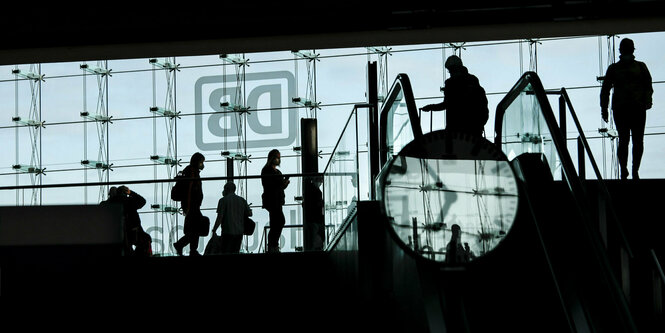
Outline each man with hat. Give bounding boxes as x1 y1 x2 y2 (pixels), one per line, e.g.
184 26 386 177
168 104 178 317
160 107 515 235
421 55 489 138
600 38 653 180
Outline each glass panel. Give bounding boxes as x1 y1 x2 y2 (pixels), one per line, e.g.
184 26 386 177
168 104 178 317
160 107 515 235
500 83 561 178
385 84 414 158
383 156 519 263
323 109 358 242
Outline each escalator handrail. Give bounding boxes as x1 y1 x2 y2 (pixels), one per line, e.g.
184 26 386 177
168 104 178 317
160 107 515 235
495 71 637 331
378 73 424 169
651 249 665 287
558 87 633 258
324 206 358 252
494 72 591 222
322 104 360 176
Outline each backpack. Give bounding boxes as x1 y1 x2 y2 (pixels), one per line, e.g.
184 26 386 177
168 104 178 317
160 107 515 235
466 81 489 128
170 171 188 202
474 85 489 127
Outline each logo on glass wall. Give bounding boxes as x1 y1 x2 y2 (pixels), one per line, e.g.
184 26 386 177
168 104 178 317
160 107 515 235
195 71 297 151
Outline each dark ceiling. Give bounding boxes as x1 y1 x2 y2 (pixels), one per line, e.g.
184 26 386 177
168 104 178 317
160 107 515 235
2 1 665 65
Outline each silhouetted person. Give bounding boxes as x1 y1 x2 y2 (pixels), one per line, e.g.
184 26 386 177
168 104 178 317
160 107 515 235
261 149 290 253
421 55 489 138
174 152 206 256
464 242 476 262
212 182 250 254
102 185 152 256
445 224 468 264
600 38 653 180
304 176 325 251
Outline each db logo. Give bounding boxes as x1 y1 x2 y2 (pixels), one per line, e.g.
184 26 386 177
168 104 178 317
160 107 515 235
195 71 297 150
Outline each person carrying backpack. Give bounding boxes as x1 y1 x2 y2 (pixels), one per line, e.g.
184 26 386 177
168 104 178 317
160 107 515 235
173 152 206 256
421 55 489 138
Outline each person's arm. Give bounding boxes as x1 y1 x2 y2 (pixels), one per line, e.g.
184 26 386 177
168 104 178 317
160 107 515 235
421 101 446 112
184 180 193 215
212 199 223 235
600 65 614 122
642 62 653 110
128 189 146 210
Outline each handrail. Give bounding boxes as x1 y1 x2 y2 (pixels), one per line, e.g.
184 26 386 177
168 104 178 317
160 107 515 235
556 87 634 258
495 71 637 331
321 104 362 249
322 103 366 175
652 249 665 285
324 206 358 252
0 172 322 192
378 73 423 169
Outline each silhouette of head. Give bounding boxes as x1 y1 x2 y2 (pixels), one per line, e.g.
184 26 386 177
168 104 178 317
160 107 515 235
117 185 129 196
223 181 236 196
108 186 118 199
445 55 463 70
619 38 635 55
265 149 281 168
190 152 205 170
451 224 461 238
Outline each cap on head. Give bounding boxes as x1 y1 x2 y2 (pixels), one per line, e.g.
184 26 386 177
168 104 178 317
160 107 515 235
619 38 635 54
445 55 463 69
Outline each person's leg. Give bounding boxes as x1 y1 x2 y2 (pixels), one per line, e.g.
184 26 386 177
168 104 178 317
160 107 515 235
189 233 200 255
174 236 187 256
630 110 647 179
175 212 196 255
267 207 285 252
613 111 630 179
232 235 243 253
220 233 232 254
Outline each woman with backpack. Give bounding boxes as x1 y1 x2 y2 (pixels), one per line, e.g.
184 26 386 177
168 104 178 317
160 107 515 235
173 152 206 256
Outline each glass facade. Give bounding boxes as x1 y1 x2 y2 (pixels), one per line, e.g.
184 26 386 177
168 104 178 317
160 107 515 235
2 32 664 256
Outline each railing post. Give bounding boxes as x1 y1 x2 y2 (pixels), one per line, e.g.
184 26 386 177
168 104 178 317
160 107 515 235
578 136 585 180
367 61 379 200
560 94 567 180
301 118 323 251
226 158 234 182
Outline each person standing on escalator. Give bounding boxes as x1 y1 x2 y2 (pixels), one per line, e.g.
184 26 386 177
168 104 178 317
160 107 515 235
600 38 653 180
421 55 489 138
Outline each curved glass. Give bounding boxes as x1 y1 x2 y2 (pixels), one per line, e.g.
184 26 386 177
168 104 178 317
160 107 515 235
385 87 412 157
379 74 423 167
381 155 519 263
495 73 561 178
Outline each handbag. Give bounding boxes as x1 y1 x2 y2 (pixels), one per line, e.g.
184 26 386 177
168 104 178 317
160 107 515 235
204 234 223 255
244 217 256 236
198 215 210 237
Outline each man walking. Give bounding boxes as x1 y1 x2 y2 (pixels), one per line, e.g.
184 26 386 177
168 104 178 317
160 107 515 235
600 38 653 180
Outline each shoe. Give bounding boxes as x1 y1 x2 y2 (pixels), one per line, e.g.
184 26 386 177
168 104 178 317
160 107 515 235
173 242 183 256
267 247 281 253
189 251 201 256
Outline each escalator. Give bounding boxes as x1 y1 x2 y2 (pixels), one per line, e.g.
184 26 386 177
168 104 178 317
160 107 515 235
0 71 656 331
349 71 640 332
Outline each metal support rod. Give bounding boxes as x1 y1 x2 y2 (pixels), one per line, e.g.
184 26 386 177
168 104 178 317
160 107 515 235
578 136 585 180
559 94 567 180
367 61 379 200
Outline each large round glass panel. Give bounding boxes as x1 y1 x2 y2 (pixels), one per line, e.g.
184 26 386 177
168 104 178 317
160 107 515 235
379 131 519 264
